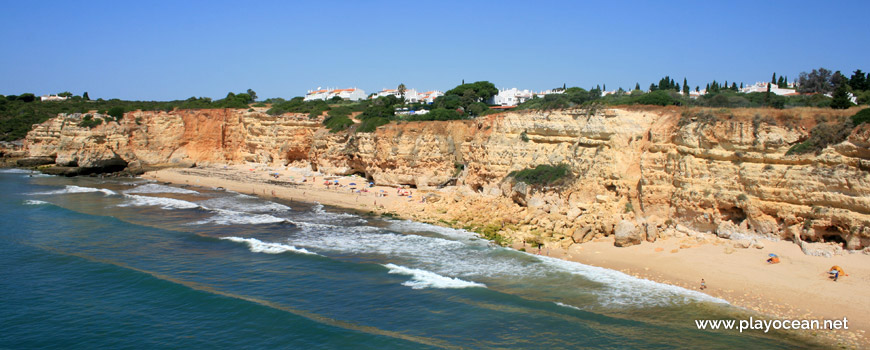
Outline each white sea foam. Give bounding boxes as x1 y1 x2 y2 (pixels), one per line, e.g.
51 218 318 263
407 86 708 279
0 168 32 174
198 196 291 213
221 236 318 255
294 214 727 307
24 200 48 205
383 263 486 289
536 255 728 307
555 302 583 311
124 183 199 194
118 194 200 210
387 220 479 241
194 209 287 225
32 185 116 196
304 203 365 224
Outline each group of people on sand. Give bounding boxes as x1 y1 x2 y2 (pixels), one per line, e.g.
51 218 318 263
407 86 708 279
764 254 848 282
700 255 849 290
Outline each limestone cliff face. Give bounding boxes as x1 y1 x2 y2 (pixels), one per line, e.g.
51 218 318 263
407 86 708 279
22 107 870 250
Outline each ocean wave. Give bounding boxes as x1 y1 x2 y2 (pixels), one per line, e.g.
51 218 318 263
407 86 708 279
124 183 199 194
554 302 583 311
221 236 318 255
198 196 291 213
536 255 728 307
387 220 479 241
24 200 49 205
118 194 200 210
194 209 288 225
383 263 486 289
0 168 32 174
32 185 116 196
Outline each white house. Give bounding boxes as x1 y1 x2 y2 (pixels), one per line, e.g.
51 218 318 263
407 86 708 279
303 87 367 101
40 94 68 101
373 88 443 104
740 82 797 96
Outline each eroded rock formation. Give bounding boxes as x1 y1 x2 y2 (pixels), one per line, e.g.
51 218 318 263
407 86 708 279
19 106 870 251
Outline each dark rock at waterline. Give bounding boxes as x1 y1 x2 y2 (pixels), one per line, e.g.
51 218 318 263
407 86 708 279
42 166 83 177
16 156 55 167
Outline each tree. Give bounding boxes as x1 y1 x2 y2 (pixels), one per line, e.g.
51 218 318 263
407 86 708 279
107 106 125 119
798 67 834 94
683 78 689 95
731 82 738 91
246 89 258 102
58 91 73 97
831 80 852 109
83 92 90 101
397 83 406 99
18 93 35 102
635 82 640 91
771 72 777 85
850 69 867 91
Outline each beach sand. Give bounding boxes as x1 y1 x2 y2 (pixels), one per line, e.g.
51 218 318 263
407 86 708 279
144 164 870 347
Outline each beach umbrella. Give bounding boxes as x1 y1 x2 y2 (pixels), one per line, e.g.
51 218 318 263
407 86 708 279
349 183 357 186
334 180 339 183
768 253 778 257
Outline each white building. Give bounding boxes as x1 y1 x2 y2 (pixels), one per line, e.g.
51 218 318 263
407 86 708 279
740 82 797 96
303 87 367 101
40 94 68 101
489 88 563 106
372 88 444 104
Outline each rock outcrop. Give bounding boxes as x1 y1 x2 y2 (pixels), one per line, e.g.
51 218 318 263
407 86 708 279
19 106 870 251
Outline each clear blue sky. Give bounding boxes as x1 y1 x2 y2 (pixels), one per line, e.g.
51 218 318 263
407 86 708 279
2 0 868 101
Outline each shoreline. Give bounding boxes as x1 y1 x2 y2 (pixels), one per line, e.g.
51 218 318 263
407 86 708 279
143 164 869 348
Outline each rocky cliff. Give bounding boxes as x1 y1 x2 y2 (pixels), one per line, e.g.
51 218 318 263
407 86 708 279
19 106 870 251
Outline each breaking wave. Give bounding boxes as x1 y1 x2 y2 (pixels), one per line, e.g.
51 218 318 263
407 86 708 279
221 236 318 255
124 183 199 194
194 209 288 225
118 194 200 210
24 200 48 205
383 263 486 289
32 185 116 196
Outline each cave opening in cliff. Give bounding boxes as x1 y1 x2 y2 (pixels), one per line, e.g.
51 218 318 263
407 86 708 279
471 183 483 193
720 206 747 225
820 228 847 246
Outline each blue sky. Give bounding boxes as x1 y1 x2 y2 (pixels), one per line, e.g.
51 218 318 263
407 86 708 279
1 0 868 101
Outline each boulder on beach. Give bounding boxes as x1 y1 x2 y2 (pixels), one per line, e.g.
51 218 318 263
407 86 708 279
614 220 641 247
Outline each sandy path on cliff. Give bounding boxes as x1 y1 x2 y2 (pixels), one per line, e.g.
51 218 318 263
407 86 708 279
144 164 870 347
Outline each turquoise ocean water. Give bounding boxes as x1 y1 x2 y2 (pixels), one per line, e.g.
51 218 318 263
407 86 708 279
0 169 814 349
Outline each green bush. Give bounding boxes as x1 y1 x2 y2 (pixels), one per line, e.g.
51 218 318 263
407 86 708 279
356 117 390 133
786 120 853 155
508 163 571 186
78 114 103 128
850 108 870 126
107 106 125 119
323 115 354 132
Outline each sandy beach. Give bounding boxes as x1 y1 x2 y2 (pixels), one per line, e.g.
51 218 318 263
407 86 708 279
144 164 870 347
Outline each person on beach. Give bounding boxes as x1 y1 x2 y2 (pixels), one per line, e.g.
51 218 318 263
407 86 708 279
828 266 848 282
700 279 707 290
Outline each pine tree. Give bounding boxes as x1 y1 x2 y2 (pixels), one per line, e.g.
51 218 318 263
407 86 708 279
771 72 777 85
695 86 700 92
731 82 737 91
649 83 656 92
831 82 851 109
603 84 606 92
705 83 710 92
740 82 743 89
683 78 690 95
635 83 640 90
83 92 90 101
675 83 680 92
